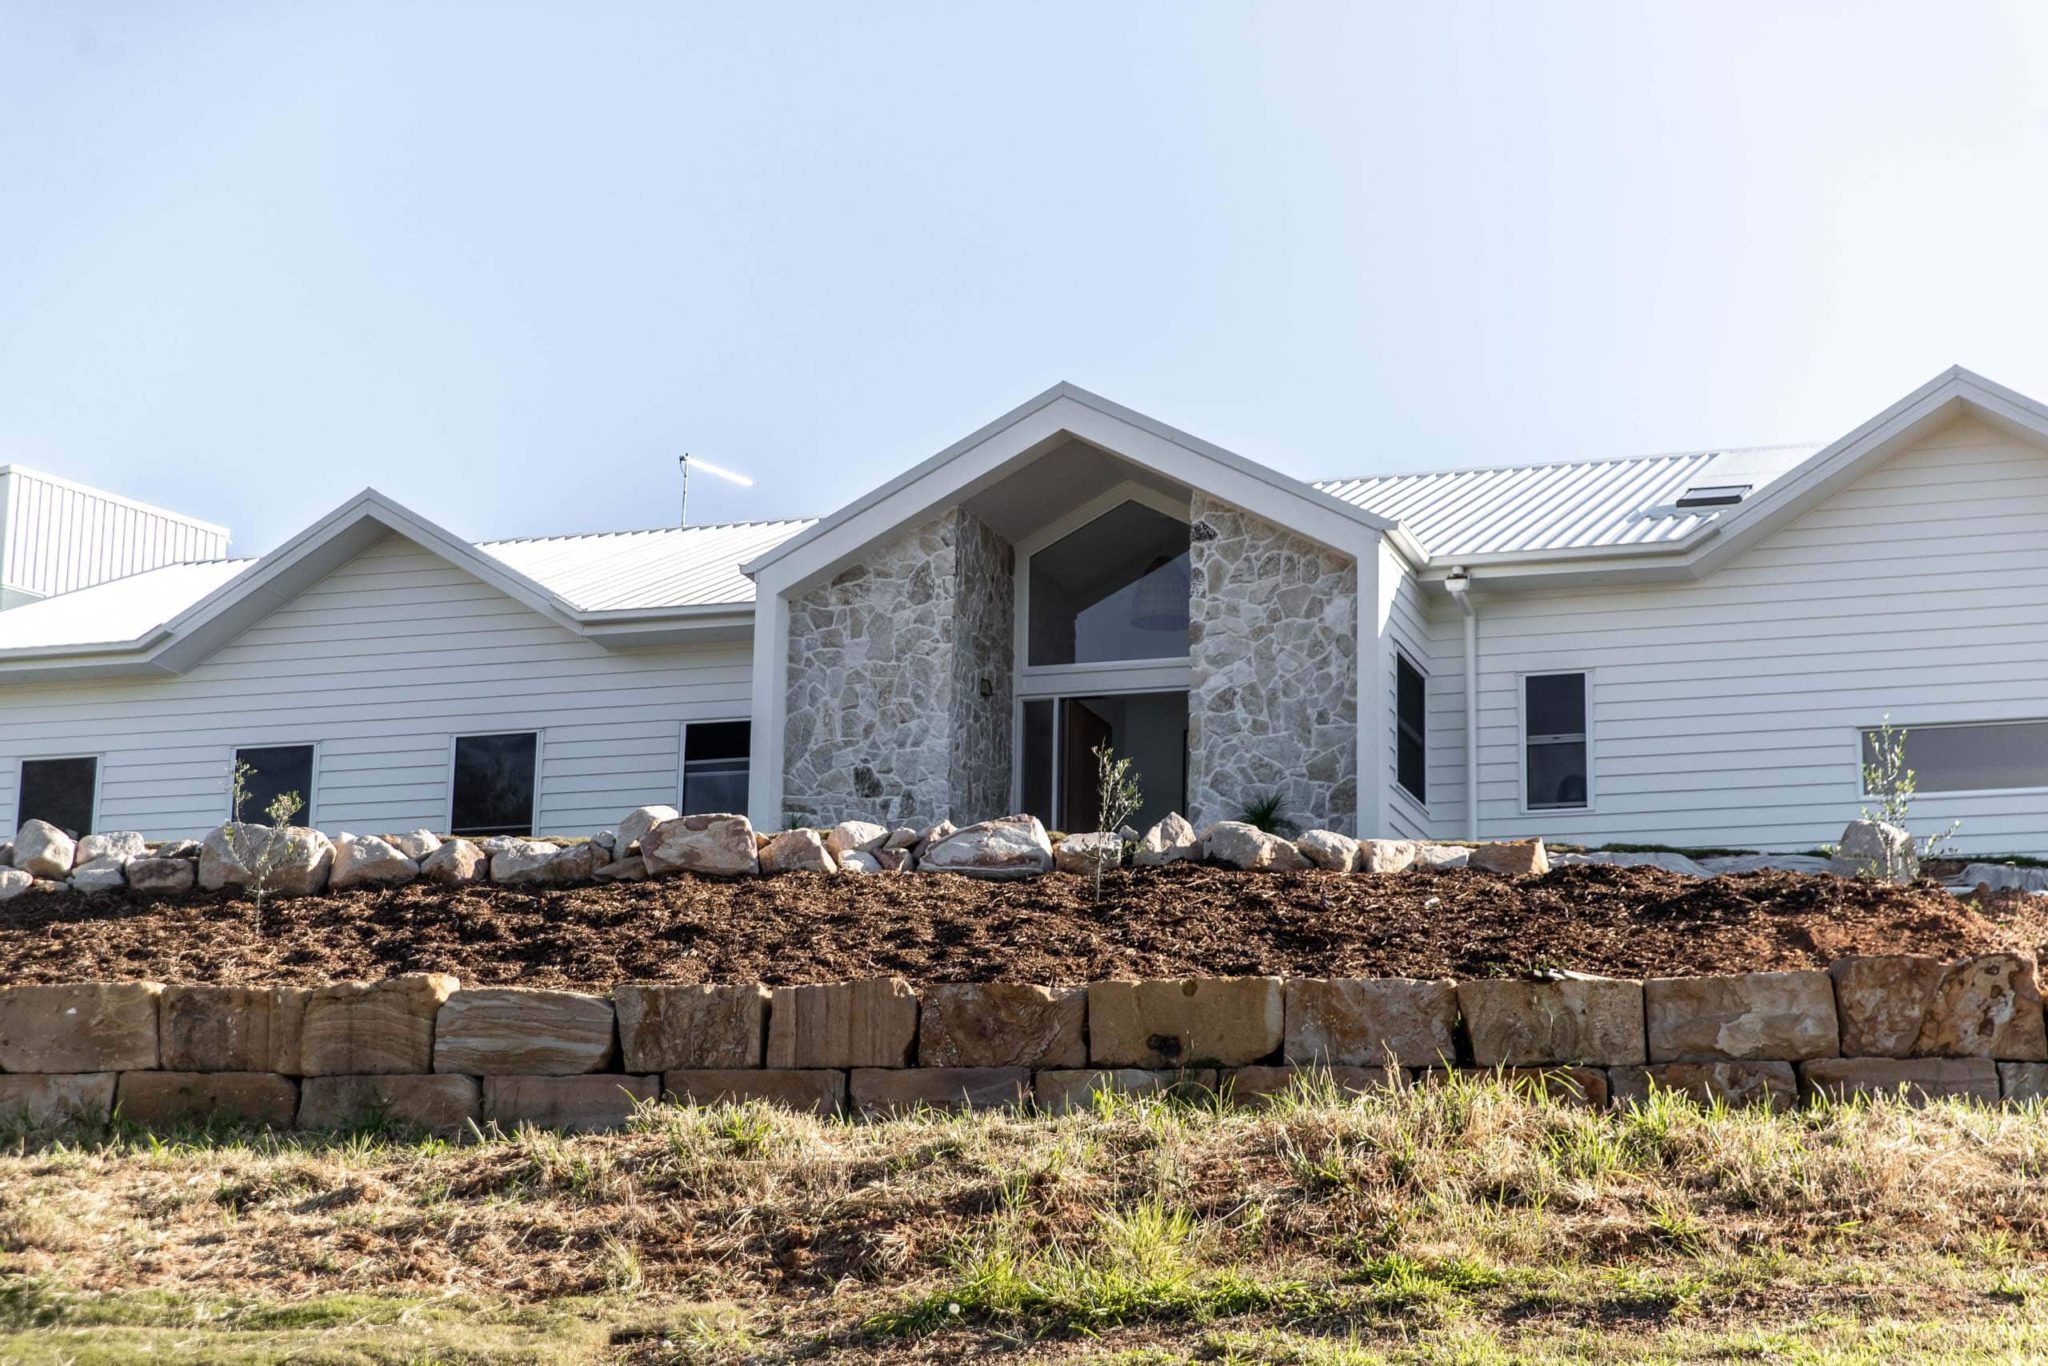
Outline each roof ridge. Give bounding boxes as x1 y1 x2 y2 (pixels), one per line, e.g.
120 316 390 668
477 516 819 548
1315 442 1820 488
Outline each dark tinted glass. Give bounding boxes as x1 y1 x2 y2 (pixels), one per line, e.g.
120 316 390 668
19 757 96 837
1027 501 1191 666
681 721 750 815
233 745 313 823
1396 655 1426 802
451 733 537 836
1525 673 1586 737
1526 740 1587 809
1020 699 1055 828
1865 721 2048 794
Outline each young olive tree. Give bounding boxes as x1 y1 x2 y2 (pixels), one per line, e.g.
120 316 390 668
228 759 306 923
1853 716 1960 876
1090 740 1143 901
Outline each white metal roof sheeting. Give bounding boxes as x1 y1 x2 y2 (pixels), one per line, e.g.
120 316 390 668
477 519 817 612
1315 445 1818 559
0 559 253 650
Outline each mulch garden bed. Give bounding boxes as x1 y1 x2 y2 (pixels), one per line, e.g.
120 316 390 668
0 863 2040 989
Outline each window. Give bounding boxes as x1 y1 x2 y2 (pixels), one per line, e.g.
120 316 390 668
450 732 538 837
18 756 96 836
232 745 314 823
1524 672 1589 810
681 721 750 814
1395 653 1427 804
1027 500 1191 666
1862 720 2048 794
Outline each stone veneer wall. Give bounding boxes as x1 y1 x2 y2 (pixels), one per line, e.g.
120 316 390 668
1185 494 1358 835
4 955 2046 1133
782 508 1013 828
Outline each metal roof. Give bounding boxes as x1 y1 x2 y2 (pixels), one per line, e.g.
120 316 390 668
0 559 253 650
1314 445 1818 560
477 519 816 612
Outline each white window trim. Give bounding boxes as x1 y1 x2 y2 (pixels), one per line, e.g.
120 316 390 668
679 717 753 813
447 729 543 838
1393 649 1429 812
1013 480 1194 685
14 751 103 837
1853 716 2048 800
226 741 321 825
1517 669 1594 816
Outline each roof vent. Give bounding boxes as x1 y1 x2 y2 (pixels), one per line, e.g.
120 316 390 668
1673 484 1751 509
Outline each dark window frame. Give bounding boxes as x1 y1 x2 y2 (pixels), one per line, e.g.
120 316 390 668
449 731 540 838
17 755 98 837
1523 671 1591 812
1395 651 1428 805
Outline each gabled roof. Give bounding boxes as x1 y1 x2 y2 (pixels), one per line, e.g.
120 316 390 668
480 519 814 612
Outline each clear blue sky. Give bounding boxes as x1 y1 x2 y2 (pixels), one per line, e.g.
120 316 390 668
4 3 2046 553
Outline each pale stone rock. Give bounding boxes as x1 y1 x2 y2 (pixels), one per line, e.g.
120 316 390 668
850 1066 1030 1116
914 820 957 858
420 839 487 885
918 983 1086 1068
299 975 456 1075
1415 843 1470 870
1054 832 1123 876
664 1068 844 1116
1829 819 1919 882
591 830 616 855
1555 850 1709 876
1457 976 1646 1067
1645 971 1839 1062
386 830 443 861
27 878 68 894
433 988 616 1075
124 858 195 894
824 820 890 858
614 983 769 1071
594 856 648 882
1959 863 2048 894
1201 821 1310 872
1435 1066 1610 1107
161 985 308 1073
1034 1068 1220 1112
1800 1057 1999 1106
117 1072 298 1128
1358 839 1419 874
329 834 419 891
1284 977 1457 1067
155 838 200 859
1132 813 1200 867
0 981 161 1072
920 815 1054 880
68 856 126 893
486 839 562 885
482 1074 658 1132
765 978 918 1068
1087 977 1285 1068
12 819 74 879
1295 829 1358 872
1226 1064 1403 1106
75 831 146 865
884 826 920 851
198 824 334 896
1610 1062 1798 1112
1469 839 1549 876
616 805 679 858
641 813 759 877
539 842 602 885
1915 954 2048 1060
0 868 30 901
0 1073 115 1127
838 850 882 873
1700 853 1831 875
298 1075 480 1133
759 828 837 875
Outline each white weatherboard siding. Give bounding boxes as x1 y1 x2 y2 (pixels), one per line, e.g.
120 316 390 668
1457 417 2048 855
0 534 752 838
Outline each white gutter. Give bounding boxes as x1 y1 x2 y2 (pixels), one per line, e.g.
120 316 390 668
1445 567 1479 840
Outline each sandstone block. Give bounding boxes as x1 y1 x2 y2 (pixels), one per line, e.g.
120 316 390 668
1457 976 1645 1067
1033 1068 1220 1112
765 978 918 1068
759 828 837 875
1284 977 1457 1067
1226 1064 1403 1106
298 1075 481 1133
641 814 759 877
433 988 616 1075
1609 1062 1798 1112
0 1073 115 1127
12 819 74 879
1294 829 1357 872
614 983 769 1071
850 1067 1030 1116
1645 971 1838 1062
1087 977 1284 1068
300 974 456 1075
161 985 308 1073
1830 956 1949 1056
75 831 146 865
1800 1057 1998 1106
1998 1062 2048 1104
486 839 561 884
595 855 648 882
1468 839 1549 876
918 984 1086 1068
1415 844 1470 869
0 981 161 1072
1132 813 1199 866
117 1072 298 1128
1916 954 2048 1060
482 1074 658 1132
616 805 679 859
1436 1065 1609 1107
921 816 1055 880
663 1069 845 1116
420 838 487 885
125 857 196 894
1201 822 1309 872
1357 839 1419 873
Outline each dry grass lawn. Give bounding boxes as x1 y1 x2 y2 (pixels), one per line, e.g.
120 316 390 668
3 1075 2048 1362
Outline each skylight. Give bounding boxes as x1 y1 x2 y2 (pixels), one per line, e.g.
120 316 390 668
1673 484 1751 509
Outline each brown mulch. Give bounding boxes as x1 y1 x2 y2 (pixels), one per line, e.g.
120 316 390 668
0 863 2039 989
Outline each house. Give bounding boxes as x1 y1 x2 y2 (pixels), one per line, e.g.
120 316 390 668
0 365 2044 856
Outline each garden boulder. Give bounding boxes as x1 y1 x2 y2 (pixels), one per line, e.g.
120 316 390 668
640 814 759 877
920 816 1054 880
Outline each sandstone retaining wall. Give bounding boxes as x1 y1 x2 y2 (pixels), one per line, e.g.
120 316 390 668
5 954 2047 1133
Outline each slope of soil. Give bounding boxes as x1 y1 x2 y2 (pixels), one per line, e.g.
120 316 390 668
0 862 2036 988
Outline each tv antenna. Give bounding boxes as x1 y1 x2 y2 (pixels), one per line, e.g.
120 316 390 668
678 453 753 526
